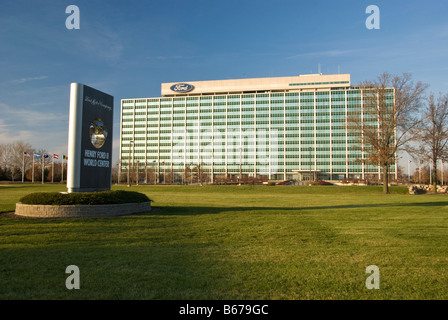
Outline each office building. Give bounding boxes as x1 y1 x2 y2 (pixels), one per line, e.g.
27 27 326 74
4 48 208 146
119 74 397 183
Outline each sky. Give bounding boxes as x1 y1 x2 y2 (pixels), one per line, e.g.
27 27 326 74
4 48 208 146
1 0 448 172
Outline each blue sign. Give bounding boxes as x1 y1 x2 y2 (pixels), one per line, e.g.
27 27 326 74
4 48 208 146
170 83 194 93
67 83 113 193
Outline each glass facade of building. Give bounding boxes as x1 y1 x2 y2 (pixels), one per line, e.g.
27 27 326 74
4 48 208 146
119 75 396 183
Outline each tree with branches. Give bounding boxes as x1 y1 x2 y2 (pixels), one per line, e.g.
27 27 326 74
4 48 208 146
349 72 428 194
410 92 448 192
0 141 34 181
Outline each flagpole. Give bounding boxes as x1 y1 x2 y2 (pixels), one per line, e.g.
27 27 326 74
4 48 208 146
61 157 64 183
118 158 121 185
32 154 34 184
52 156 54 184
419 160 422 184
442 160 444 186
41 156 44 184
145 160 148 184
22 152 25 183
136 161 139 186
430 160 432 186
408 160 411 184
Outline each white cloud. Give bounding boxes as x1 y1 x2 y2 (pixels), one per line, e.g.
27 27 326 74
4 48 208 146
0 118 35 143
0 103 68 152
10 75 48 85
0 103 66 125
287 49 365 59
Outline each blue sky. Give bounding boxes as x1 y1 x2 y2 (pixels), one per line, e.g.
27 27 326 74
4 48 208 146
1 0 448 171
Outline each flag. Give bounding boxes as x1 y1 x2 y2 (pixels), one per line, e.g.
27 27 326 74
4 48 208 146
53 154 59 159
34 153 41 158
63 155 68 160
24 152 30 157
43 154 49 158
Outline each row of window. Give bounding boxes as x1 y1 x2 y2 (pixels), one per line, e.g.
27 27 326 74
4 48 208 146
122 90 393 105
123 99 370 108
122 109 376 120
122 100 371 109
122 102 379 111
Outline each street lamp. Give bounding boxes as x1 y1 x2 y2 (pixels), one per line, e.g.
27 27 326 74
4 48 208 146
308 146 313 182
238 147 242 186
127 140 134 187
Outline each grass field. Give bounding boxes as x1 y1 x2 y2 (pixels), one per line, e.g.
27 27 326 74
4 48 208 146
0 183 447 300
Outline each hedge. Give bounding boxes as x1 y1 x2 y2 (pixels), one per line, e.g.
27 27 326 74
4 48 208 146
19 190 151 206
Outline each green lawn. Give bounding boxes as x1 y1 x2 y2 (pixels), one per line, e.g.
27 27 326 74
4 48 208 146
0 183 447 299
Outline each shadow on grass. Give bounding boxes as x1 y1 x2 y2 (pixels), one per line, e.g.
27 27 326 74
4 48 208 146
0 185 30 189
150 201 448 216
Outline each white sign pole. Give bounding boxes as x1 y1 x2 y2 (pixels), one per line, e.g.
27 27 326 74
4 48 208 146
67 83 84 192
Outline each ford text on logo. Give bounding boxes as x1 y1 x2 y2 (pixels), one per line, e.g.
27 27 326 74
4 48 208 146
170 83 194 93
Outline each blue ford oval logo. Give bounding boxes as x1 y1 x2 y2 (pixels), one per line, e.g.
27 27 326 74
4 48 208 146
170 83 194 93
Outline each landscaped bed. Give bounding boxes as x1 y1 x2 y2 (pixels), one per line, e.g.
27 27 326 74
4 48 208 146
19 190 151 205
15 190 152 218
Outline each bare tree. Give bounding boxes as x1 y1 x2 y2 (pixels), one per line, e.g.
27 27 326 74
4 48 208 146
0 144 6 169
349 72 428 194
184 165 192 184
11 142 34 181
10 141 33 168
412 93 448 192
412 166 430 184
0 142 34 181
33 148 50 182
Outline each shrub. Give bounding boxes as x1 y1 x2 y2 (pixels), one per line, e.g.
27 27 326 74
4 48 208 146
19 190 151 206
310 180 334 186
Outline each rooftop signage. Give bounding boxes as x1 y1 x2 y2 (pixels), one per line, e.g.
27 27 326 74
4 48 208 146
161 74 351 96
170 83 194 93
